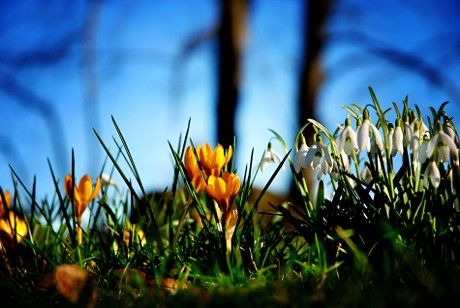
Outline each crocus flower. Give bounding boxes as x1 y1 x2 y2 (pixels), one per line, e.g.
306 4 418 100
204 172 240 215
184 146 206 192
337 117 358 156
427 122 459 163
260 142 285 172
64 174 101 245
357 109 383 153
204 172 240 253
0 190 11 218
0 211 28 249
197 143 233 177
64 174 101 222
424 161 441 188
124 223 146 248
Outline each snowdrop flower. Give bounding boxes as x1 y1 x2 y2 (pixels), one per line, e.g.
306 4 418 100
424 161 441 189
410 125 420 154
390 119 404 156
427 121 459 163
415 133 430 165
337 117 358 156
444 122 460 148
304 134 333 178
403 114 413 148
361 165 373 184
101 173 116 186
410 110 429 139
260 142 285 172
357 109 383 153
294 135 310 173
387 123 394 155
330 151 349 181
360 154 386 184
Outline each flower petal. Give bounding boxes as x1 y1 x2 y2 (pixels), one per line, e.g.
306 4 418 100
294 144 309 173
357 120 370 152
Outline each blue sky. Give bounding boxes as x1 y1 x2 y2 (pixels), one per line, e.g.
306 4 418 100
1 0 459 202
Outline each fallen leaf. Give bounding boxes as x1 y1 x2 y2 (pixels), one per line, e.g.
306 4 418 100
54 264 90 304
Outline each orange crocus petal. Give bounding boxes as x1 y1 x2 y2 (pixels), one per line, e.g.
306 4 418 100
64 174 101 220
204 175 223 209
205 172 240 214
225 146 233 166
64 174 74 201
0 190 11 218
78 175 101 203
91 177 102 200
198 143 233 177
78 175 94 202
184 146 206 192
0 212 28 247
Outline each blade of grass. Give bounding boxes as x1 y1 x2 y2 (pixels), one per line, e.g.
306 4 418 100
93 127 165 255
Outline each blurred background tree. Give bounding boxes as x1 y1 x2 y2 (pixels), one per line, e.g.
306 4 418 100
0 0 459 202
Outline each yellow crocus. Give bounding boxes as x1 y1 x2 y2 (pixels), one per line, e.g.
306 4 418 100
204 172 240 253
64 174 101 221
64 174 101 245
124 223 146 248
184 146 206 192
0 211 28 249
204 172 240 215
0 190 11 218
197 143 233 177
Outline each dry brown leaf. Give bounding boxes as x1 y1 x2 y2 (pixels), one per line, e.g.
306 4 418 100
54 264 90 304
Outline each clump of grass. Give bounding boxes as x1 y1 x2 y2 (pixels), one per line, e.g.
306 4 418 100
0 87 459 306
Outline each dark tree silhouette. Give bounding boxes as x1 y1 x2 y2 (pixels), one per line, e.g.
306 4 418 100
81 0 102 173
216 0 248 150
292 0 331 197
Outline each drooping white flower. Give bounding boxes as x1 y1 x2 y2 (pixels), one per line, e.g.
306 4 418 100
410 129 420 154
391 119 404 156
410 116 428 154
427 122 459 163
387 124 394 155
101 173 116 186
444 122 460 148
304 134 333 179
260 142 285 172
294 136 310 173
410 111 429 140
403 115 413 148
424 161 441 189
415 133 430 165
330 151 349 181
357 109 383 153
361 165 373 184
337 117 358 156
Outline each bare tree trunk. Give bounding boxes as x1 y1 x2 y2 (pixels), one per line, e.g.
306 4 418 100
217 0 248 150
81 0 102 173
292 0 331 198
